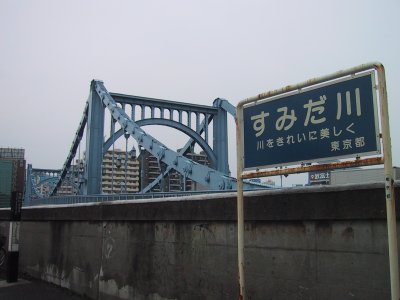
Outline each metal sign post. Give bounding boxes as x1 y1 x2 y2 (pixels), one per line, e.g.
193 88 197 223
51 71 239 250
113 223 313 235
236 62 399 300
236 109 246 300
378 67 399 300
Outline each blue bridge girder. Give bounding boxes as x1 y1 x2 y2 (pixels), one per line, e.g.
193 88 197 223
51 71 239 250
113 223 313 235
102 94 236 192
45 79 266 197
49 102 88 196
102 118 217 168
108 92 232 175
93 80 237 192
139 112 215 193
28 167 78 202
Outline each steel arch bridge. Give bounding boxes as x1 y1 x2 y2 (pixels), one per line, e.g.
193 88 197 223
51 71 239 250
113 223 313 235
25 80 267 204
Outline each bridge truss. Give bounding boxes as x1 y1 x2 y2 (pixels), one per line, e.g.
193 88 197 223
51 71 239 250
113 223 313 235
26 80 267 203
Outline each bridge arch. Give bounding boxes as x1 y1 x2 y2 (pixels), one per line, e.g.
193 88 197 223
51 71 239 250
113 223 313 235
103 118 217 167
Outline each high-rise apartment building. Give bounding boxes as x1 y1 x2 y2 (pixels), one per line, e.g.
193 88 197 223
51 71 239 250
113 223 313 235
138 149 209 192
101 149 140 193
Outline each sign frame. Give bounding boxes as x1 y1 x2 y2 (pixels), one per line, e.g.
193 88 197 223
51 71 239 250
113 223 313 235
241 70 381 171
235 62 398 300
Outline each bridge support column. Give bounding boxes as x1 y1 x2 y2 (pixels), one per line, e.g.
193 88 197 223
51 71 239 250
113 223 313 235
213 99 229 175
83 81 105 195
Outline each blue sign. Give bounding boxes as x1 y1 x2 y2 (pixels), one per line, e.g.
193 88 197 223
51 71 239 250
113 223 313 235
242 72 380 170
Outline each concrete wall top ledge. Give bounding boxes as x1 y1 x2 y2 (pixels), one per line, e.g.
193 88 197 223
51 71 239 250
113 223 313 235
0 181 396 222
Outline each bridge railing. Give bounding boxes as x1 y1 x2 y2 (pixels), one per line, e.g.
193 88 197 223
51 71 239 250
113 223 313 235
26 187 274 206
27 190 233 206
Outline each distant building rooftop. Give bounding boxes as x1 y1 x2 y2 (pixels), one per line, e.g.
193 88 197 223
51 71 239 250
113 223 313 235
0 148 25 160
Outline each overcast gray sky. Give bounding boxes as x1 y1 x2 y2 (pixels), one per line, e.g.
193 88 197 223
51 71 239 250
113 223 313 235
1 0 399 186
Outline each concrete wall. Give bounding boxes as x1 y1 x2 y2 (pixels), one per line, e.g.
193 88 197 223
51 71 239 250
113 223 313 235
1 182 400 299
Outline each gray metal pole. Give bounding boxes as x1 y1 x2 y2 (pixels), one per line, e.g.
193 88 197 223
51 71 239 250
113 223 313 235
236 106 246 300
377 64 399 300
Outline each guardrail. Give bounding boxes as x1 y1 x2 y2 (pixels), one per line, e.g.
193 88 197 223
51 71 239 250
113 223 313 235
26 188 271 206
